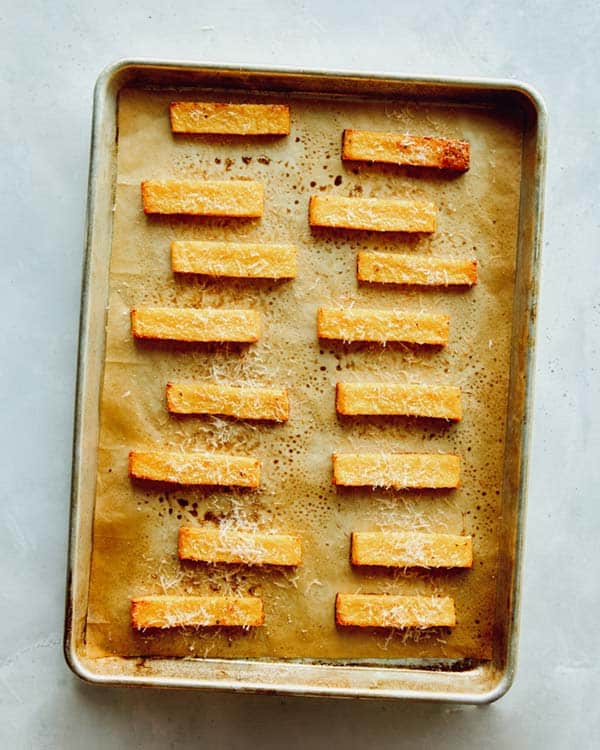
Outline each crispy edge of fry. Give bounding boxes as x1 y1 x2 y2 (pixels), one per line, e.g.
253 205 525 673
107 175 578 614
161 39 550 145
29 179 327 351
178 526 302 566
140 180 264 217
342 130 470 171
169 101 290 135
166 382 290 421
331 452 461 489
335 593 456 628
130 307 261 343
131 595 265 629
128 451 261 488
357 251 478 286
316 307 450 346
335 382 462 421
350 531 473 568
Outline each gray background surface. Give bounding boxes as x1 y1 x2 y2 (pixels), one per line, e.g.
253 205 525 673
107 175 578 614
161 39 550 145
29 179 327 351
1 1 599 747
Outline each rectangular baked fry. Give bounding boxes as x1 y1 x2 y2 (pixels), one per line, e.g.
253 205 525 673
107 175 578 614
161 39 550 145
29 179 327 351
141 180 264 217
358 251 477 286
129 451 260 488
308 195 436 233
131 595 264 629
335 594 456 628
336 382 462 421
167 382 289 421
317 307 449 345
342 130 470 171
170 102 290 135
171 241 297 279
351 531 473 568
131 307 260 343
179 526 302 566
332 453 460 489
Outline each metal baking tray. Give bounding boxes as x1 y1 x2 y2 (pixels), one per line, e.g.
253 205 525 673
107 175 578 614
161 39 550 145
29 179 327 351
65 59 546 702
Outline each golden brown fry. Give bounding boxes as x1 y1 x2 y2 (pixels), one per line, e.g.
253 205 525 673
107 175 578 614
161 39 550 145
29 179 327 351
317 307 449 345
170 101 290 135
178 526 302 566
357 251 477 286
336 382 462 421
131 595 264 629
171 241 297 279
141 180 263 216
167 382 289 421
351 531 473 568
342 130 470 171
308 194 436 232
131 307 260 343
128 451 260 488
335 594 456 628
332 453 460 489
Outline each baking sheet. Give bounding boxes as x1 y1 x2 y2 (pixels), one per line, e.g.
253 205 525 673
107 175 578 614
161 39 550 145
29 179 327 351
84 86 522 661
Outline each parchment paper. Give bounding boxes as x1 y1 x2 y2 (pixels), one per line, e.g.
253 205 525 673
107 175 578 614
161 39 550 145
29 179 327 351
85 86 523 661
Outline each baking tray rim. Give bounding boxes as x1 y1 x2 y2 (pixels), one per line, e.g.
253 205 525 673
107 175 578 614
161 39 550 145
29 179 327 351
64 58 547 703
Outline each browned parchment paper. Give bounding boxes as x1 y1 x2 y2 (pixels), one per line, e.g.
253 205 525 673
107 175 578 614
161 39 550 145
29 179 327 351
85 86 522 661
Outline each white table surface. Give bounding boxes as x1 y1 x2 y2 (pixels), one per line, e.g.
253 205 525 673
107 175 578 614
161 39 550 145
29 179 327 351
2 1 599 747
